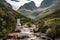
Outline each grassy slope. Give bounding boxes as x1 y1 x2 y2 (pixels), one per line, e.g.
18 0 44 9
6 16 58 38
35 9 60 38
35 9 60 24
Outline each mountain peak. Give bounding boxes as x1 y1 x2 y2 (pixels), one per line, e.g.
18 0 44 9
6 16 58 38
20 1 37 10
40 0 54 8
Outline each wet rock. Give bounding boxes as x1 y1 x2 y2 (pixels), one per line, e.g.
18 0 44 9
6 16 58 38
20 35 29 39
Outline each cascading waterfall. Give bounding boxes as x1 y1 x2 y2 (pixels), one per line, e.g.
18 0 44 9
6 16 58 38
16 19 39 40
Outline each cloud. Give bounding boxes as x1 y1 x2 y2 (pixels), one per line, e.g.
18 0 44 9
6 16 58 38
5 0 43 10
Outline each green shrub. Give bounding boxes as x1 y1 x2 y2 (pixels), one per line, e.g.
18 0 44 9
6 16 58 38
45 18 60 38
46 28 56 37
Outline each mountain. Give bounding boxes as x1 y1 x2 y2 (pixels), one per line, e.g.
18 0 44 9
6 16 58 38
17 0 60 20
40 0 54 8
17 1 37 19
11 0 19 2
0 0 12 8
0 3 31 37
18 0 54 10
20 1 37 10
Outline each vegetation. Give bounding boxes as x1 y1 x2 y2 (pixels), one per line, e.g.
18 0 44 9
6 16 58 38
0 2 60 39
45 18 60 38
35 9 60 38
0 3 31 37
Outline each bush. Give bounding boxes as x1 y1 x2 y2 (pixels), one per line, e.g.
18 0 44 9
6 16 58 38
46 28 56 37
45 18 60 38
39 26 48 33
55 25 60 38
35 21 48 33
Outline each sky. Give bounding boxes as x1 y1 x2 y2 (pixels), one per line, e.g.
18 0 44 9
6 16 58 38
5 0 43 10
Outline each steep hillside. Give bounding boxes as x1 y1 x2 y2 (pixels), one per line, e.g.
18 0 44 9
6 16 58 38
38 9 60 21
0 3 31 37
35 9 60 38
35 9 60 26
0 0 12 8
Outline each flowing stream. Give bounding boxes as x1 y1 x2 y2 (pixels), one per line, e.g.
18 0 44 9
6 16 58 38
7 19 52 40
14 19 52 40
19 27 40 40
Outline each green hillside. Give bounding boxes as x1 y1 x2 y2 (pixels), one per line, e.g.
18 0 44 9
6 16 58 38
35 9 60 38
0 3 31 37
